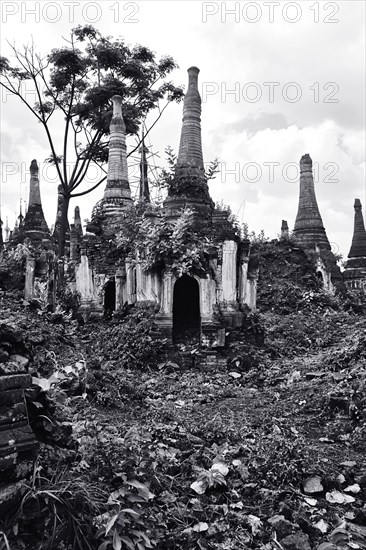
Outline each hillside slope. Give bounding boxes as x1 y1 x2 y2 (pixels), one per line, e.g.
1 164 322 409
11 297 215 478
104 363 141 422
0 240 366 550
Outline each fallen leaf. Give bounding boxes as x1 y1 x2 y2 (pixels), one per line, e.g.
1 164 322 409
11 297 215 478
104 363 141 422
247 514 262 536
190 480 208 495
211 462 229 476
315 519 329 533
229 372 241 379
304 497 318 506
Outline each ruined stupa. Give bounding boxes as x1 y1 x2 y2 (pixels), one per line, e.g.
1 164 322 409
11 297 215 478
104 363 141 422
22 160 50 245
163 66 214 222
293 154 342 290
343 199 366 289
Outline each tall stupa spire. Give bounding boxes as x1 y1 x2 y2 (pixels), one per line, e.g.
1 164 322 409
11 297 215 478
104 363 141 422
177 66 204 170
103 95 132 202
0 215 3 250
74 206 83 237
23 160 50 244
95 95 132 229
4 217 10 242
348 199 366 258
139 132 150 202
293 154 331 250
343 199 366 289
164 67 213 221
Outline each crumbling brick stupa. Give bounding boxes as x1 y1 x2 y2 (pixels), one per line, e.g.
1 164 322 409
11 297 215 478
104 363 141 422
343 199 366 290
69 67 259 347
2 67 366 339
292 153 343 292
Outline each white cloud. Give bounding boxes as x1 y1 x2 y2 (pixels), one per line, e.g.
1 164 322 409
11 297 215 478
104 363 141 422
0 0 365 258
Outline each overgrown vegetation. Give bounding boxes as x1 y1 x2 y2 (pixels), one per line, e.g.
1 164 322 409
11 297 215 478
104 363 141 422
1 234 366 550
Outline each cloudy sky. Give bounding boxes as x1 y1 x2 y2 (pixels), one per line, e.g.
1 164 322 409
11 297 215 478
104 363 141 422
0 0 365 259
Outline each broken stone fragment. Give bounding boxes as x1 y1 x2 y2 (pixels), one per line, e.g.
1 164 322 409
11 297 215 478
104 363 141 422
280 532 311 550
303 476 324 494
9 355 29 369
0 354 29 375
305 372 325 380
267 514 295 539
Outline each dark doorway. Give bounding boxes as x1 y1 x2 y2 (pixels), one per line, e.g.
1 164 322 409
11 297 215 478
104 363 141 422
173 275 200 345
104 280 116 315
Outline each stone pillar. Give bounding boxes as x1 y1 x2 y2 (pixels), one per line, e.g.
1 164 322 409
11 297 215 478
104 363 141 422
281 220 289 239
200 276 214 321
74 206 83 237
136 259 144 302
75 254 95 302
69 224 77 261
24 257 36 300
115 267 126 310
4 217 10 242
221 240 237 304
159 269 173 318
151 271 160 304
239 258 249 305
249 277 258 309
125 258 136 305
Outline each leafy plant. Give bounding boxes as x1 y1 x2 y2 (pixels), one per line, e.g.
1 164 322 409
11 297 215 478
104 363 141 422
190 462 229 494
3 459 106 550
97 479 155 550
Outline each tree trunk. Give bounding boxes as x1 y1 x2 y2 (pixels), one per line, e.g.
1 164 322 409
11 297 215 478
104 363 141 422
58 193 70 258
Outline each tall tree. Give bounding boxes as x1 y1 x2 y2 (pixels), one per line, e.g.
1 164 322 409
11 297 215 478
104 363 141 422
0 25 183 256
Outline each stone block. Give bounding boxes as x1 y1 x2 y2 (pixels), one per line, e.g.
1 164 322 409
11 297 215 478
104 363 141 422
0 482 24 515
0 402 27 427
0 374 32 391
0 424 36 457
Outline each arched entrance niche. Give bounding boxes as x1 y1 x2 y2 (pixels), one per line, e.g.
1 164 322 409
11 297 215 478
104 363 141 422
173 274 201 344
104 279 116 315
